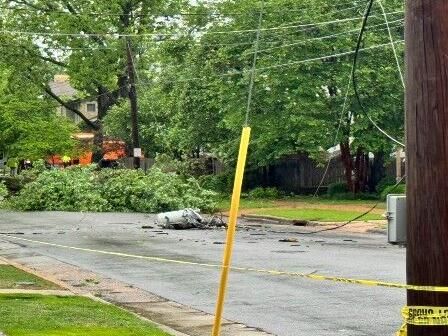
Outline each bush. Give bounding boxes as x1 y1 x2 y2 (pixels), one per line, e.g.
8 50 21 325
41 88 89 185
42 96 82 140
10 167 109 212
0 181 8 201
99 169 217 213
152 154 185 174
9 167 217 213
327 182 349 197
376 176 397 194
0 176 31 194
0 160 48 195
380 184 406 201
247 187 281 199
199 173 233 194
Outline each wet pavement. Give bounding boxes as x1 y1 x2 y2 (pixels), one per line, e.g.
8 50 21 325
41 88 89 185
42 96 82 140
0 211 406 336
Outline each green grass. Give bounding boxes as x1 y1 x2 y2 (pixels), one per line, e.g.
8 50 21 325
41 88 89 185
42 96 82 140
216 196 385 211
251 208 383 222
0 266 59 290
216 198 277 210
0 294 171 336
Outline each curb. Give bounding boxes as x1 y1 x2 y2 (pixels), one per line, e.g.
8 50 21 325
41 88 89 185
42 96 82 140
241 214 316 226
0 256 189 336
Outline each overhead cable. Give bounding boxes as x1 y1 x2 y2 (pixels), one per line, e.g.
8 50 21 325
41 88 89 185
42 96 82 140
351 0 405 147
0 0 373 17
255 19 403 54
376 0 405 88
0 11 404 38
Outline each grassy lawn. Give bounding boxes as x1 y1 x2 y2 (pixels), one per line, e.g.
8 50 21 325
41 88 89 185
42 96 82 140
250 208 383 222
217 196 385 213
216 198 277 210
0 265 60 290
0 294 171 336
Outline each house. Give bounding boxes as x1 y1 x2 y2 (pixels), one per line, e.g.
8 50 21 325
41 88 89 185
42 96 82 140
49 75 98 123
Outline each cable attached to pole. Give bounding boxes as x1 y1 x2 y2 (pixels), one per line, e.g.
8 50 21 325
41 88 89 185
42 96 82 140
245 1 264 126
212 3 264 335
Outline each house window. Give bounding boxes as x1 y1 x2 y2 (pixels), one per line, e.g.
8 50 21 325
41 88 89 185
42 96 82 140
87 103 96 113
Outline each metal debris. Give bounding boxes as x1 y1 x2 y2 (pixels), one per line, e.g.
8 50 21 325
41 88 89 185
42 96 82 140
279 238 299 243
156 209 226 230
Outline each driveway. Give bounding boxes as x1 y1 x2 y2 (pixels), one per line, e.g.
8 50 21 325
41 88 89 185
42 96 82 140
0 211 406 336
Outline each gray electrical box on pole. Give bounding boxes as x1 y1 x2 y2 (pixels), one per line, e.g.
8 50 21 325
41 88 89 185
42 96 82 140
386 195 407 244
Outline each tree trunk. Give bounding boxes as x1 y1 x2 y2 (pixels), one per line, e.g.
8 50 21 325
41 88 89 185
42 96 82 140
340 140 354 193
369 151 385 192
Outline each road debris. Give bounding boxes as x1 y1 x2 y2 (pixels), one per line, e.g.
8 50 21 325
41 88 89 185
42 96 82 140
155 209 226 230
279 238 299 243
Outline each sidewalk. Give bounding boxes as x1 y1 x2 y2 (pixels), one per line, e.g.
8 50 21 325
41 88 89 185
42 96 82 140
0 239 273 336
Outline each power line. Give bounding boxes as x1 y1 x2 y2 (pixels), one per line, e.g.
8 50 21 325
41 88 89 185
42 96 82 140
0 11 404 38
299 176 406 235
0 0 374 18
245 3 264 126
37 39 406 115
254 19 403 54
257 40 404 71
311 1 404 198
271 3 367 28
376 0 405 88
351 0 405 148
313 70 353 197
38 20 404 53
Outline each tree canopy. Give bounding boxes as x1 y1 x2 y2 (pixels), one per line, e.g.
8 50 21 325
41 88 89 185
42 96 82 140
0 0 405 191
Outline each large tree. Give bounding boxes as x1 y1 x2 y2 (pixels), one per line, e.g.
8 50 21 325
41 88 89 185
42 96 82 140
0 0 186 158
0 65 79 160
119 0 405 192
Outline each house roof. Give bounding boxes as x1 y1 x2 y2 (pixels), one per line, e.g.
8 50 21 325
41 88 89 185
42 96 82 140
49 75 78 98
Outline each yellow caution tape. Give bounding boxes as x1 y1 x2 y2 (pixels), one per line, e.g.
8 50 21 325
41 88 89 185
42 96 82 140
403 306 448 325
396 306 448 335
6 234 448 335
397 323 407 336
3 233 448 293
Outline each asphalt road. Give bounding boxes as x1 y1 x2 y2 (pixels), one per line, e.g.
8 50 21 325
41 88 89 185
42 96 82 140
0 211 406 336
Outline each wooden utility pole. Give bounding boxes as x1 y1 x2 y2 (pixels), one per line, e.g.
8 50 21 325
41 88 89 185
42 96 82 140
406 1 448 335
126 37 141 169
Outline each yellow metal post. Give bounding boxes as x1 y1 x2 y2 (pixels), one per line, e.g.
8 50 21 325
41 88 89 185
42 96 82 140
212 127 251 336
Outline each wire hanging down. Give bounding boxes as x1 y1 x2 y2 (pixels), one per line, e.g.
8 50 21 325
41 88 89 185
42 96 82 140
376 0 405 88
313 71 353 198
351 0 405 148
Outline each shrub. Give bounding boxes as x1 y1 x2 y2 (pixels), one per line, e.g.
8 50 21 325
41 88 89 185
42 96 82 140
247 187 281 199
199 173 233 194
98 168 217 213
152 154 186 174
9 167 217 213
0 181 8 201
376 176 397 194
10 167 109 212
1 160 48 195
327 182 349 197
0 175 31 194
380 184 406 201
